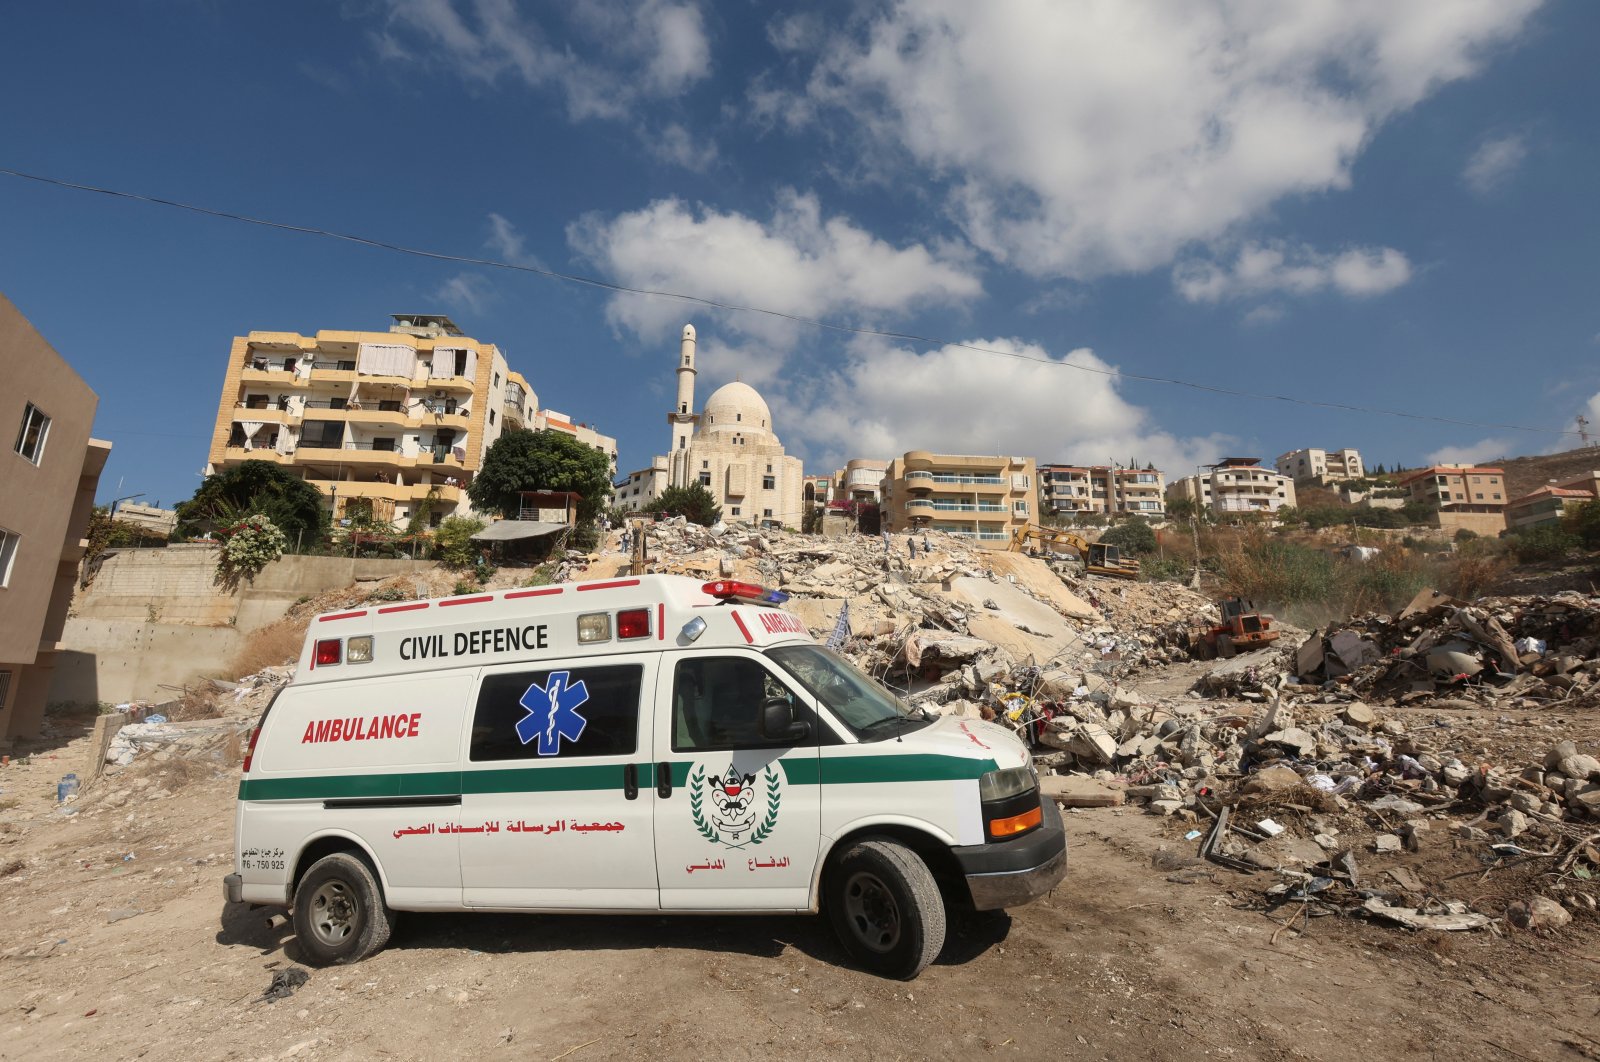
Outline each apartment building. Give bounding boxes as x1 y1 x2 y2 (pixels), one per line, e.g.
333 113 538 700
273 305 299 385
1166 458 1297 516
1397 465 1507 535
1 294 111 747
206 315 614 529
880 452 1035 547
832 458 888 508
1505 486 1594 532
1038 464 1166 519
1275 447 1365 484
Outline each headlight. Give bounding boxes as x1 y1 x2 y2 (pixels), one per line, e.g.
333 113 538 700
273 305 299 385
979 765 1037 803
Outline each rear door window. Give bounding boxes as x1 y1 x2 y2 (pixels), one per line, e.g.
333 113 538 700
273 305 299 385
470 665 642 762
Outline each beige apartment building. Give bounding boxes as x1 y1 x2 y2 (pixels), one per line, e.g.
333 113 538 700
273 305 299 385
880 452 1036 547
1038 464 1166 519
1275 447 1365 484
1166 458 1297 516
1397 465 1507 535
205 315 615 529
1 294 111 747
834 458 889 506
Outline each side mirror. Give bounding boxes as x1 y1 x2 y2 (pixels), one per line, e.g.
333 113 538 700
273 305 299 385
760 696 810 743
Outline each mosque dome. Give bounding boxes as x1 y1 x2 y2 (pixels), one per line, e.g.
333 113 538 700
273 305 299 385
699 381 775 437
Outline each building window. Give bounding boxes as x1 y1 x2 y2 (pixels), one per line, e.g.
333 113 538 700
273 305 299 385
699 472 711 487
766 464 772 473
14 403 50 465
489 409 496 425
0 669 10 709
1493 493 1501 500
762 476 775 490
1475 493 1484 500
763 508 773 518
730 506 740 516
493 372 500 388
736 413 742 422
702 460 709 468
0 526 18 587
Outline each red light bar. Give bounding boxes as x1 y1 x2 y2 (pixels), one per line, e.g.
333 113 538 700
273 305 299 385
315 639 342 667
617 608 652 639
702 580 790 605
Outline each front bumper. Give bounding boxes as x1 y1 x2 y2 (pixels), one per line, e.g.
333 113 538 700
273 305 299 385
223 872 243 904
952 797 1067 910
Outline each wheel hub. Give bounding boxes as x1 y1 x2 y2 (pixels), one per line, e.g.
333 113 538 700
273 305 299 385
842 871 901 953
308 880 360 946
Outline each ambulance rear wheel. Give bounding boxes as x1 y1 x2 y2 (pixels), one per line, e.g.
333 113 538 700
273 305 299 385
825 839 945 980
293 852 395 966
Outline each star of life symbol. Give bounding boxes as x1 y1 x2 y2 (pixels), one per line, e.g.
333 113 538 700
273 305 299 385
515 671 590 756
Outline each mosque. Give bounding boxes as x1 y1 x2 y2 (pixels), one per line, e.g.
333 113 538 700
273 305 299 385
613 324 804 528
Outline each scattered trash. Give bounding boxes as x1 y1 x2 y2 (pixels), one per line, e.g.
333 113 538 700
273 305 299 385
258 966 309 1003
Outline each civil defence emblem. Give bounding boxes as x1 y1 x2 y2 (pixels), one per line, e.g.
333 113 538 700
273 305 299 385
689 763 781 848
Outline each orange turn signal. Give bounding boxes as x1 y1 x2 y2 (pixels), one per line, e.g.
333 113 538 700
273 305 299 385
988 805 1042 839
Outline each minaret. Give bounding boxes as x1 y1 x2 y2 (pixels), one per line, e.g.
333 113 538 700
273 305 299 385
667 324 699 487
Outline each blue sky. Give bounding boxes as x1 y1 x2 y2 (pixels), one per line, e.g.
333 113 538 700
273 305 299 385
2 0 1597 508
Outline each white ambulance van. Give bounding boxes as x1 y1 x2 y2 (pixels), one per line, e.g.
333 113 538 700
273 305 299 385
225 575 1065 979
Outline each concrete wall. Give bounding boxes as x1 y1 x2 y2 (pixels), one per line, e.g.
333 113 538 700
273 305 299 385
1433 510 1507 536
49 548 440 705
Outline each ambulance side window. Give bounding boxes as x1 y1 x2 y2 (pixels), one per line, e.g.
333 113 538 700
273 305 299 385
672 657 808 753
471 665 642 762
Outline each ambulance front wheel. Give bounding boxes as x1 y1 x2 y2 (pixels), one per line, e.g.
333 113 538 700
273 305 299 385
825 839 946 980
292 852 395 966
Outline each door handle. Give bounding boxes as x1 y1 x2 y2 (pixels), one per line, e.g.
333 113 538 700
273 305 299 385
623 763 639 801
656 761 672 799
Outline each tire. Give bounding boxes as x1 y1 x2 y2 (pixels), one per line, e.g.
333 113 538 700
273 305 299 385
1217 634 1237 659
292 852 395 966
825 839 945 980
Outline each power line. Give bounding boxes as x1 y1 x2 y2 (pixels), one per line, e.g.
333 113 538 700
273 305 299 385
0 165 1580 440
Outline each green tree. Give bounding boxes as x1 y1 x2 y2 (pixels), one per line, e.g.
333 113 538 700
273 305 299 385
468 429 614 525
433 515 486 570
655 484 722 526
1099 518 1157 556
1511 524 1577 562
1563 498 1600 550
177 460 323 541
1165 497 1198 522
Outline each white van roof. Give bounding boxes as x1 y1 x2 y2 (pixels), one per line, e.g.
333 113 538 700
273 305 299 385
292 574 813 684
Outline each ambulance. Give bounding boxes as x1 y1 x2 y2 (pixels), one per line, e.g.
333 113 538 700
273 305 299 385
225 575 1065 980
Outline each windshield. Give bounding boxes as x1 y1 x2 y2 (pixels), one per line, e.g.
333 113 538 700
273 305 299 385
767 644 931 741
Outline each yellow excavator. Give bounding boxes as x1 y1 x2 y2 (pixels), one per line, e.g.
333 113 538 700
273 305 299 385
1008 524 1140 579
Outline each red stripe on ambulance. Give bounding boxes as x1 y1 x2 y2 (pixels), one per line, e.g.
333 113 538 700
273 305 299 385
731 612 754 644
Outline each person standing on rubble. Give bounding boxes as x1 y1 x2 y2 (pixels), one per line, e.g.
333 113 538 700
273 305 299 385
907 535 915 560
882 529 890 553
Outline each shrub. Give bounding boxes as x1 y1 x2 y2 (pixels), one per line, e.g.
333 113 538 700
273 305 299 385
216 514 287 586
434 516 485 570
1140 555 1191 582
1099 519 1157 556
1511 525 1577 563
1563 499 1600 550
1453 528 1478 543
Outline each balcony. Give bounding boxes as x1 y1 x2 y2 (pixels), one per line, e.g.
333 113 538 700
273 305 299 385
928 473 1004 486
906 498 933 511
240 366 298 385
220 446 291 465
232 407 295 425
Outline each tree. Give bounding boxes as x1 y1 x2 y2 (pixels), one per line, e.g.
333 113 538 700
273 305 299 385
468 429 614 526
1165 497 1199 522
177 460 323 541
1563 499 1600 550
655 484 722 526
1099 519 1156 556
433 515 486 570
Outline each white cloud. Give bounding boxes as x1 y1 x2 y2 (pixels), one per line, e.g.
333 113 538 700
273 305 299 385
1425 437 1513 466
485 212 544 269
379 0 709 120
431 272 494 314
1463 132 1528 195
779 1 1540 278
1241 304 1286 327
779 335 1232 480
1174 242 1412 302
567 190 983 346
652 122 718 172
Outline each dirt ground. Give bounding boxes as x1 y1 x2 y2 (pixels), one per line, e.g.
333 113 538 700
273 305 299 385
3 669 1599 1061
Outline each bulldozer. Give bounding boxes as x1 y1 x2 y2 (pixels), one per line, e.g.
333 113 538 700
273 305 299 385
1008 524 1140 580
1190 595 1278 659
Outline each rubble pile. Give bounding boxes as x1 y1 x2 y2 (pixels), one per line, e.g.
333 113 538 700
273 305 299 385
633 519 1218 721
1292 587 1600 709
